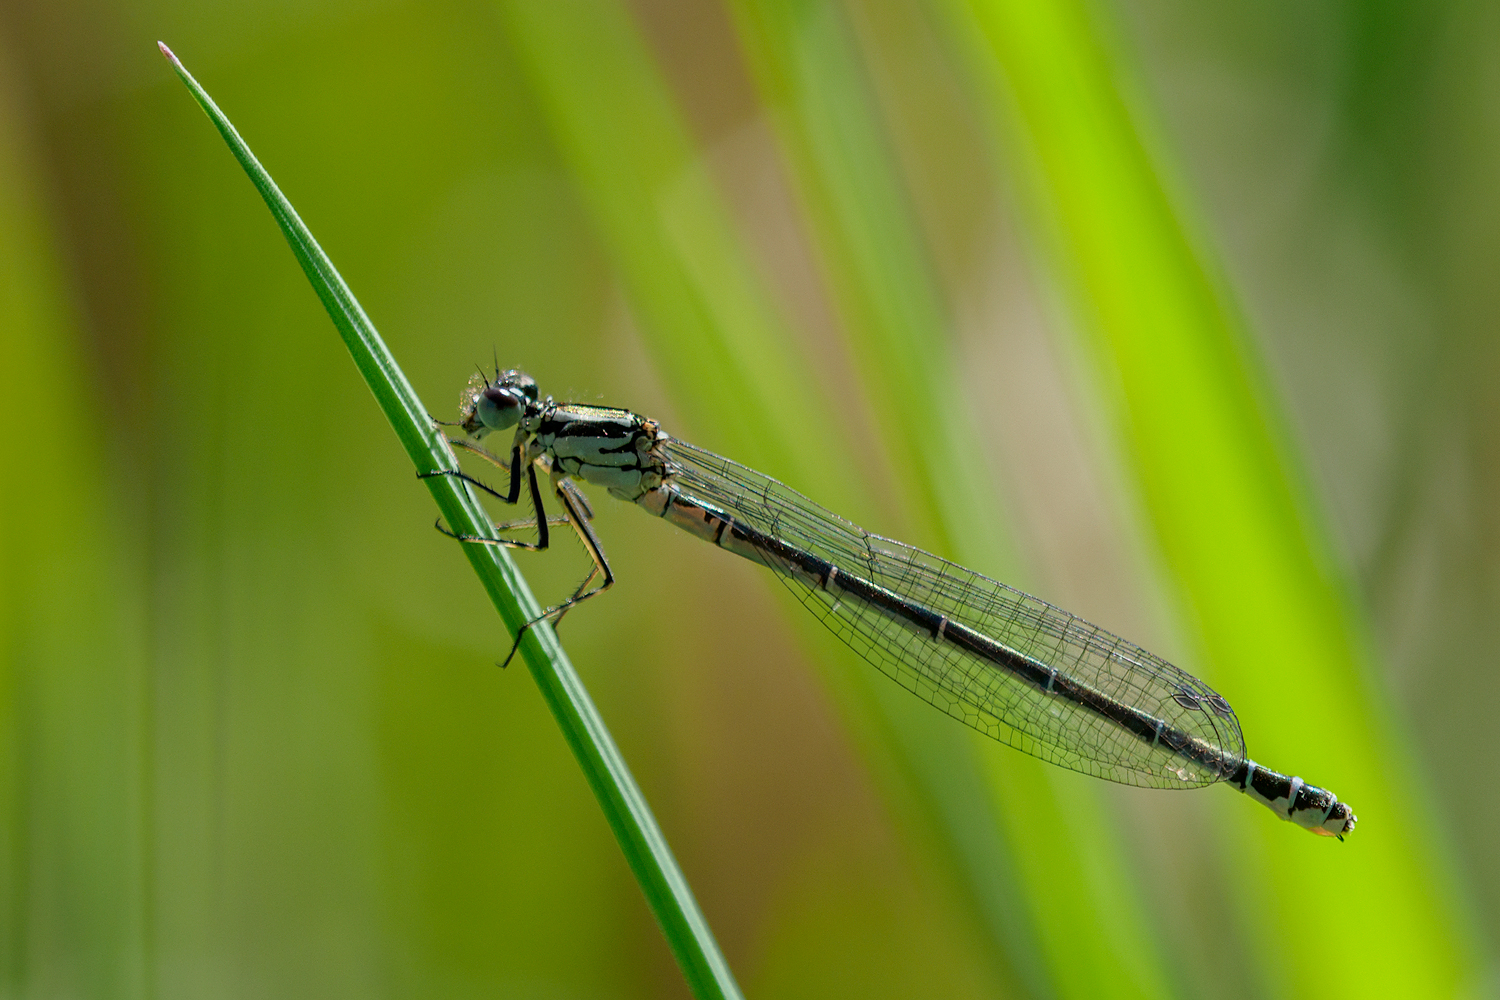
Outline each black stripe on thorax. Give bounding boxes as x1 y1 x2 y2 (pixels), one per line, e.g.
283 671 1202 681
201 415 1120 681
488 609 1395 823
539 407 646 448
539 408 637 433
538 407 661 470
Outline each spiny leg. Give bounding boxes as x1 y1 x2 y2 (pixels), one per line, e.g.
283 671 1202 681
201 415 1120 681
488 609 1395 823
420 454 593 546
498 477 615 668
442 441 599 522
420 439 523 502
546 479 608 621
423 452 551 552
493 514 573 533
429 515 572 547
446 436 511 474
420 468 507 503
423 452 552 554
423 443 610 668
491 479 594 534
430 438 598 522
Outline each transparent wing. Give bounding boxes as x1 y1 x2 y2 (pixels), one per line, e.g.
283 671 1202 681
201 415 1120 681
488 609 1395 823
662 439 1245 788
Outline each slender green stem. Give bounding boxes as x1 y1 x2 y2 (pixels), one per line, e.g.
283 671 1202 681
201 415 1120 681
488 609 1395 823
158 41 740 1000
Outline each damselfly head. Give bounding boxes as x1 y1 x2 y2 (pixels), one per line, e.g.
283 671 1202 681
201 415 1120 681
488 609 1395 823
460 369 539 437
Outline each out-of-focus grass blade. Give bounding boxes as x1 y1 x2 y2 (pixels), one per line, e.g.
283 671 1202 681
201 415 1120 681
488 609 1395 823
949 1 1476 997
499 4 849 488
727 0 997 560
725 3 1172 996
157 43 741 1000
497 7 1069 994
0 63 145 998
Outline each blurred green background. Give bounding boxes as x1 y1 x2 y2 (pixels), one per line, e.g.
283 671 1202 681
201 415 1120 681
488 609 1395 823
2 0 1495 997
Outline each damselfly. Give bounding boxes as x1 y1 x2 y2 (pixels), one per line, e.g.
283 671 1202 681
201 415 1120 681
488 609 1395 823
422 368 1356 839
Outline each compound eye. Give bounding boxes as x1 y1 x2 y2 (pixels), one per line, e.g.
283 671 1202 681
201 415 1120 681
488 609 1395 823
500 370 539 401
475 387 525 431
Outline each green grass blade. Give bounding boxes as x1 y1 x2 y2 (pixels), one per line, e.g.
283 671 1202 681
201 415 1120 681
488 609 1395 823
727 0 1000 560
949 1 1477 996
503 8 1174 994
497 9 1058 991
157 42 741 1000
724 5 1170 996
496 5 853 487
0 69 147 998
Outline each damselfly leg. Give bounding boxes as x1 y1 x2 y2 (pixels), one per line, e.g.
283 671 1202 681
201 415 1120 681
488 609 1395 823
420 436 615 666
